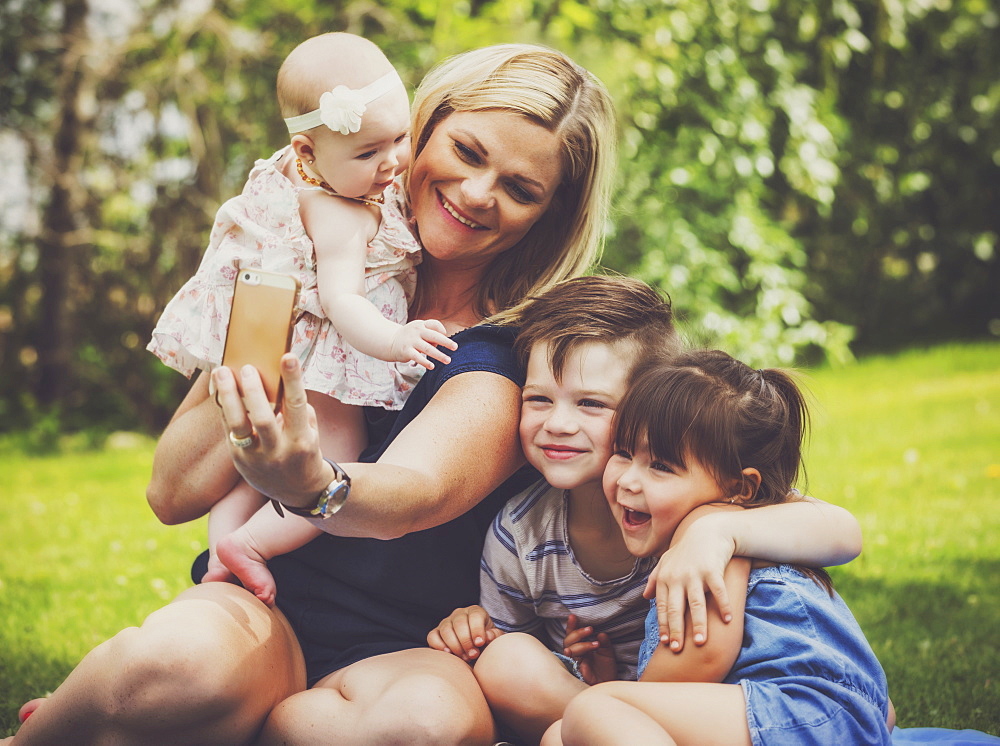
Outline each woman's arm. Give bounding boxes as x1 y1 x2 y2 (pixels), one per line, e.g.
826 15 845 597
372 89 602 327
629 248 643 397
146 373 241 524
646 496 862 653
213 353 524 540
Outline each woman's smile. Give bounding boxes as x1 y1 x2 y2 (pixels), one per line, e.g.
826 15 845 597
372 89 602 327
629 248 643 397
438 190 488 230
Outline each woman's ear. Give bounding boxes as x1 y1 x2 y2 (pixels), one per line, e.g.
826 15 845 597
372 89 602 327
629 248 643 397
731 468 761 504
290 135 317 165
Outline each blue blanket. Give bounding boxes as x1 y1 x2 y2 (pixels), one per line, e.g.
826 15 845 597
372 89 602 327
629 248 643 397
892 728 1000 744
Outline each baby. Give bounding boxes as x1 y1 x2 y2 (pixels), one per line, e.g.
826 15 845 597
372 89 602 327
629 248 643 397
148 32 456 605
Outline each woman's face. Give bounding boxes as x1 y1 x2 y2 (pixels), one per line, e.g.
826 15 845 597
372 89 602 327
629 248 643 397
408 110 564 267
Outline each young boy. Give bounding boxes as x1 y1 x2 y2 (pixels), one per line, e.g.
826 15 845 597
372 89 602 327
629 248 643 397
428 275 680 744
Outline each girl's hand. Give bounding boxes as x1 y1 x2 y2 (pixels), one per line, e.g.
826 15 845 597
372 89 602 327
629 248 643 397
427 605 502 662
212 354 332 509
642 512 736 654
563 613 617 685
390 319 458 369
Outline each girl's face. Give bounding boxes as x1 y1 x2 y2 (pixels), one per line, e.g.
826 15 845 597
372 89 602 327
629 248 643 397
603 440 727 558
306 85 412 199
407 110 563 267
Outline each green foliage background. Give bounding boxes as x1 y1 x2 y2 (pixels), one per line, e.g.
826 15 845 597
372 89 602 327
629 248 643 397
0 0 996 435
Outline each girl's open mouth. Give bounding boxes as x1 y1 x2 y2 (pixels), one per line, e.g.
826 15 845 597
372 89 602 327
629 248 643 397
623 508 651 527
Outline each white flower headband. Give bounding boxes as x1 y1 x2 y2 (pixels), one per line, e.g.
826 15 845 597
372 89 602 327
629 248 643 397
284 70 403 135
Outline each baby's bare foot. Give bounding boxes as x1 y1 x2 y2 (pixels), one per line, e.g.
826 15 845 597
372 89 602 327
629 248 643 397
201 552 236 585
216 531 277 606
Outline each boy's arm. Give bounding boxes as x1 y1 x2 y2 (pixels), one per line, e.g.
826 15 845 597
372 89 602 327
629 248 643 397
640 505 750 683
303 192 455 367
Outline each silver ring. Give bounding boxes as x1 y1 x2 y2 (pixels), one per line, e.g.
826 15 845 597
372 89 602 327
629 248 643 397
229 431 256 449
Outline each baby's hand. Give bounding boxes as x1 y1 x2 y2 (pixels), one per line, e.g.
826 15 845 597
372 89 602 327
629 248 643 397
390 319 458 369
563 613 617 685
427 605 502 662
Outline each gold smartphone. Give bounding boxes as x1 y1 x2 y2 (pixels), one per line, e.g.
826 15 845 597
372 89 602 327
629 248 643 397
221 269 300 411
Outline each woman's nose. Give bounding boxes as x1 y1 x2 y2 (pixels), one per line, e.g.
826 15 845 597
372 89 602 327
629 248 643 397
461 172 495 208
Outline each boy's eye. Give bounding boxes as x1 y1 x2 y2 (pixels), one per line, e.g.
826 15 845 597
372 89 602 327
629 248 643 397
523 394 551 404
579 399 606 409
612 449 632 460
395 132 410 144
651 461 675 474
356 150 378 160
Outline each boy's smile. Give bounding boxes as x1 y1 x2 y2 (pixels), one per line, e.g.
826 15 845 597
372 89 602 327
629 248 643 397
519 340 635 491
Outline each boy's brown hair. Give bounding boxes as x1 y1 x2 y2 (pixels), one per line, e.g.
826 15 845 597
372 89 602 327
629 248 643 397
514 274 679 378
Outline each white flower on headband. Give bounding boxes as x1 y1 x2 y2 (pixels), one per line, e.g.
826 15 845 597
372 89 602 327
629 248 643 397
319 86 367 135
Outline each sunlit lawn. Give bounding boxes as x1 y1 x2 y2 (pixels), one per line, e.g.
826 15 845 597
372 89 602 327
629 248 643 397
1 341 998 737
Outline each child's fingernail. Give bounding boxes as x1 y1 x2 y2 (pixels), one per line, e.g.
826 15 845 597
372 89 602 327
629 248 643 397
474 637 484 646
694 633 705 643
724 613 733 623
468 649 478 658
670 640 681 650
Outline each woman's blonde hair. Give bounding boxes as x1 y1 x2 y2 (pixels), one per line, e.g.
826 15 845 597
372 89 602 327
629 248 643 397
407 44 617 324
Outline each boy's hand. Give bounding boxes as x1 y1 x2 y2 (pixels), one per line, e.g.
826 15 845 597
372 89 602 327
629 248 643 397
390 319 458 369
642 514 736 653
563 613 617 685
427 605 502 662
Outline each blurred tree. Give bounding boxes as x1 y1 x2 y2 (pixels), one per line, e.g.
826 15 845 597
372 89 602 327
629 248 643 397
0 0 996 436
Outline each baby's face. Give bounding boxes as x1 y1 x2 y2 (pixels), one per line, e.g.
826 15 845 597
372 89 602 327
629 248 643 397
519 340 634 491
310 84 411 199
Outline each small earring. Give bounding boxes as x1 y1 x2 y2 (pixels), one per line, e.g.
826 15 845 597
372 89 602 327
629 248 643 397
730 497 736 504
308 158 315 164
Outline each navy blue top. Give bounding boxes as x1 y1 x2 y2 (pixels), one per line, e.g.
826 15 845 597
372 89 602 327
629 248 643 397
193 324 538 684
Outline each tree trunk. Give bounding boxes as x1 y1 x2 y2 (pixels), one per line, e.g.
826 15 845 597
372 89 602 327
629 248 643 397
36 0 89 408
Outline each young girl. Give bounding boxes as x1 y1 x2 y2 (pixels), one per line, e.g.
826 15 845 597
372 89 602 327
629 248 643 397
147 32 456 605
547 349 891 746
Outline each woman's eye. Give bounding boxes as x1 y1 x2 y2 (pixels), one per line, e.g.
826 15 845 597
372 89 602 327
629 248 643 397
506 181 537 204
454 141 479 164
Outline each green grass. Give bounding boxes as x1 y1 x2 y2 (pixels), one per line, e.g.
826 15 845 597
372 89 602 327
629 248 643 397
1 341 998 737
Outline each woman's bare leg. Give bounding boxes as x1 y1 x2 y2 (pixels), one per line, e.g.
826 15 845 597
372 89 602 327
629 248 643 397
12 583 306 745
473 632 588 745
559 681 751 746
256 648 496 746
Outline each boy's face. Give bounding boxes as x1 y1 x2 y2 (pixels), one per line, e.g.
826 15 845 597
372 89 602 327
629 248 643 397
519 340 634 491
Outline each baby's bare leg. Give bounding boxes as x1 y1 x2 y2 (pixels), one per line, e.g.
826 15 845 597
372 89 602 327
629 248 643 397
215 507 320 606
203 479 268 584
474 632 588 744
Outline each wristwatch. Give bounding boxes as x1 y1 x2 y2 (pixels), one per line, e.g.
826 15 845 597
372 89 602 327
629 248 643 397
274 458 351 519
